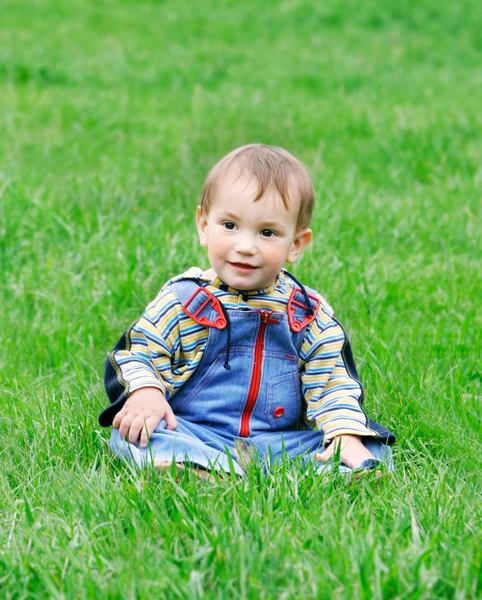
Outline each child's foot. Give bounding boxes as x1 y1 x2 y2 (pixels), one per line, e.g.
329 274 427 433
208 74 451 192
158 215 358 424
353 468 384 482
154 461 216 482
352 458 389 482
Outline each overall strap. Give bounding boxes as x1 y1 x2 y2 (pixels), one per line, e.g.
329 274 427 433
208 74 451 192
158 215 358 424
286 287 319 353
168 279 227 330
287 287 320 332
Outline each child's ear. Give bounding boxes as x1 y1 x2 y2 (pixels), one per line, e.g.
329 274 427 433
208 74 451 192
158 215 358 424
196 206 208 247
286 228 312 264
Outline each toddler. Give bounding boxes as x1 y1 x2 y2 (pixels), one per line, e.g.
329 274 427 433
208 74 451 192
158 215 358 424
99 144 395 477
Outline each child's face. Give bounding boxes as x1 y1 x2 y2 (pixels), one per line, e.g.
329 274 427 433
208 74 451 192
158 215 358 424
196 173 312 291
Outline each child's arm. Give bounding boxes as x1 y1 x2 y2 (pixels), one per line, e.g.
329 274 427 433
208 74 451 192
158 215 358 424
99 287 198 431
315 434 375 469
112 387 178 447
301 306 380 455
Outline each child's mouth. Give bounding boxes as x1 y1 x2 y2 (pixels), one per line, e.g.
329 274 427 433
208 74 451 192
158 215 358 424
230 262 258 273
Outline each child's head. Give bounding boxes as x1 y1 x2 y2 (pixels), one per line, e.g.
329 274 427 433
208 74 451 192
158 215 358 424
196 144 314 291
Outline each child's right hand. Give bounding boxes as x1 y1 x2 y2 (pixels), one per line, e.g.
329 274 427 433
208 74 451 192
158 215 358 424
112 387 178 447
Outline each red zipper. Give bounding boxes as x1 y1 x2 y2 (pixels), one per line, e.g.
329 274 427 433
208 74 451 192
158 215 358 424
239 310 277 437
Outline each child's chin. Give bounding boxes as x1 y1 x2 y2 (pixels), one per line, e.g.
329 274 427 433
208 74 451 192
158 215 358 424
220 266 274 291
224 276 256 291
233 277 273 291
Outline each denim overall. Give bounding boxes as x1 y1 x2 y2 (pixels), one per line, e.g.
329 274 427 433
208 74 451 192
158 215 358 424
110 279 393 475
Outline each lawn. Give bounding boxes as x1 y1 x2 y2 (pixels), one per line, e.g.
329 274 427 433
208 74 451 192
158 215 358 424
1 0 481 597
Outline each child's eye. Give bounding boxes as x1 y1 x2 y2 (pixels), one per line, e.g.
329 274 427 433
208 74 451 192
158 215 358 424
223 222 237 230
261 229 276 238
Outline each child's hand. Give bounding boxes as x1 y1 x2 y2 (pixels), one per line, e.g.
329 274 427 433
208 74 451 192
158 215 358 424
315 434 375 470
112 387 178 447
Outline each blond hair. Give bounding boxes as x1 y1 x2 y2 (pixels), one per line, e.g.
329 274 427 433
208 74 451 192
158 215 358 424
200 144 314 229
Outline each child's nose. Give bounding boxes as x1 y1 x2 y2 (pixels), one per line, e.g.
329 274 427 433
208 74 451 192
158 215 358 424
234 235 257 255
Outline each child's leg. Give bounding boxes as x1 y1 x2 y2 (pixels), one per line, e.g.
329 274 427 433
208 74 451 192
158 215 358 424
249 430 394 473
109 417 245 476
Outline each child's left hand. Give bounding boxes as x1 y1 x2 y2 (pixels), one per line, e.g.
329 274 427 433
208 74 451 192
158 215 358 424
315 434 375 470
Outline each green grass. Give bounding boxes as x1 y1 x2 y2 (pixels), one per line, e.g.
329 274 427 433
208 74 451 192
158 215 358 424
1 0 481 597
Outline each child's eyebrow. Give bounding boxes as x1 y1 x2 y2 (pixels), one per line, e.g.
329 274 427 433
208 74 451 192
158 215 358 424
261 221 286 230
221 211 241 220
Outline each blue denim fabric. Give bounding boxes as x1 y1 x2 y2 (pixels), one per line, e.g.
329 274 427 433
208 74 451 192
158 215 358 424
110 419 392 476
110 299 393 475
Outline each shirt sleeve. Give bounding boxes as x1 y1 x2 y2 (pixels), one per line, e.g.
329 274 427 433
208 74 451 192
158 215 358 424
99 288 185 426
300 306 378 445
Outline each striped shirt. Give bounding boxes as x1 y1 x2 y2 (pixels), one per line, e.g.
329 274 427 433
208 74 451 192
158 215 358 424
109 267 377 443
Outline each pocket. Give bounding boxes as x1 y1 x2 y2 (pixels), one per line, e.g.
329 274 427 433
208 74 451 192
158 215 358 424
265 371 302 430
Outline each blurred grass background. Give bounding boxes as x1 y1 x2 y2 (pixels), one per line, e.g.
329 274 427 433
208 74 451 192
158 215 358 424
1 0 481 597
